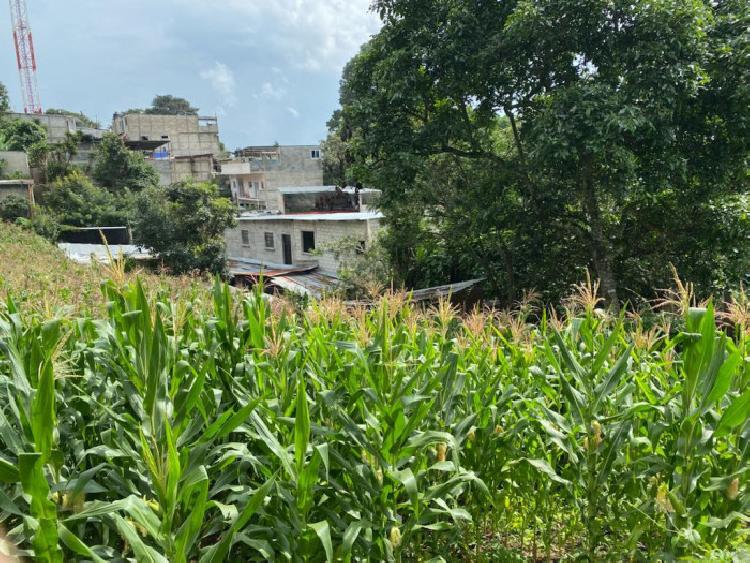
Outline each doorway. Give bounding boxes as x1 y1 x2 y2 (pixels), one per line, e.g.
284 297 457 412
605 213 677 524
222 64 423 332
281 234 293 265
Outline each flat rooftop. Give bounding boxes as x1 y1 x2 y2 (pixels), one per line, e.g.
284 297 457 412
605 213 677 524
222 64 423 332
237 211 384 222
278 185 381 195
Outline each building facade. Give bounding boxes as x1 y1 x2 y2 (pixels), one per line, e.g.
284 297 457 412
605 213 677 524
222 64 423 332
225 183 382 278
112 113 222 185
220 145 324 210
7 112 108 167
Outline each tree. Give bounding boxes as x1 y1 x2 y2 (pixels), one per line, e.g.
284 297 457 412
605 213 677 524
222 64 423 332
0 82 9 115
92 133 159 192
334 0 750 304
42 170 131 228
145 95 198 115
132 181 236 275
0 119 46 151
45 109 100 129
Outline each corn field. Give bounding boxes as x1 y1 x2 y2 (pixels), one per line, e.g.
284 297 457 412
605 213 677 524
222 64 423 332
0 278 748 561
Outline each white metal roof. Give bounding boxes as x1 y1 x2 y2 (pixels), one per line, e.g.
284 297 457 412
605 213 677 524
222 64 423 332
237 211 384 222
57 243 152 264
277 185 381 195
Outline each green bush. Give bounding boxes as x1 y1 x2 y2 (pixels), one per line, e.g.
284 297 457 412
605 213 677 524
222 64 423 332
0 195 30 220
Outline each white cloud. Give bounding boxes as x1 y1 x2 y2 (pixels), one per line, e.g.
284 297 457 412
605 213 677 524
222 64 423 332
179 0 381 72
200 62 237 107
287 107 300 118
260 81 287 100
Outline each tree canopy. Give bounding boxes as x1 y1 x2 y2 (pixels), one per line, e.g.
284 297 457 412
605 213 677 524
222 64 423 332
135 95 200 115
92 133 159 192
41 170 131 228
0 119 47 151
133 181 235 275
330 0 750 304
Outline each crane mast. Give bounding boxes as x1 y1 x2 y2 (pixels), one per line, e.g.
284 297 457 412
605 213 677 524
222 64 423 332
9 0 41 113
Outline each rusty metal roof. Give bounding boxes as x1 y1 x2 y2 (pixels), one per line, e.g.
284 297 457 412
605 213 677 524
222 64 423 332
269 271 339 298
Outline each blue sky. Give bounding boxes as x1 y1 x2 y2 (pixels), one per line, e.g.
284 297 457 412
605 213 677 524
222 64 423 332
0 0 381 149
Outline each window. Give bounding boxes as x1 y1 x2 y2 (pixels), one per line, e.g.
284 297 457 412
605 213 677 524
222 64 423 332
264 232 275 249
356 240 366 255
310 149 321 159
302 231 316 253
241 230 250 245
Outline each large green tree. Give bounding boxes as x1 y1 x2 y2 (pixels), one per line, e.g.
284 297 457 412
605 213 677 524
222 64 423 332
0 119 46 151
331 0 750 303
145 95 198 115
92 133 159 192
132 181 236 275
42 170 131 228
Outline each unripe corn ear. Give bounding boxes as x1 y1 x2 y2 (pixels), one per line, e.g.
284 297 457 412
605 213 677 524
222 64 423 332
390 526 402 547
437 442 448 462
726 478 740 501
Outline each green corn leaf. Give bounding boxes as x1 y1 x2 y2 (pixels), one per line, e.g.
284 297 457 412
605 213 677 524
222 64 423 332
19 452 62 563
295 376 311 475
715 387 750 438
308 520 333 563
0 457 19 483
57 524 106 563
200 477 274 563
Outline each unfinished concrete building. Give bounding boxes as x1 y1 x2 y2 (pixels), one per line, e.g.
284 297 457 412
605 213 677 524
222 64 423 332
6 112 107 167
220 145 324 210
111 113 222 185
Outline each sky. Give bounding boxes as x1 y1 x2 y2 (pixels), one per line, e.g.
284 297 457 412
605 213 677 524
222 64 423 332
0 0 381 149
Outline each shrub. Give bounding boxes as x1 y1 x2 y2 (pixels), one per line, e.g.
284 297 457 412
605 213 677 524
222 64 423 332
0 195 30 220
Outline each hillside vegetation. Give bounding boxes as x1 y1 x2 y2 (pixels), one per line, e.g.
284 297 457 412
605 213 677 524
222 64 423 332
0 273 748 560
0 222 207 314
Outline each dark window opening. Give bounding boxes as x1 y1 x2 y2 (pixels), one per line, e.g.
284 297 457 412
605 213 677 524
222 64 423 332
241 230 250 245
356 240 366 255
264 232 275 249
302 231 316 253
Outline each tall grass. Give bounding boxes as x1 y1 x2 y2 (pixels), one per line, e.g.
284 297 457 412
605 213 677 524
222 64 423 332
0 276 748 561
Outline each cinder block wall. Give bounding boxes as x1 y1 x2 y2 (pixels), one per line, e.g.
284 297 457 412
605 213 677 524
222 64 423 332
227 218 381 275
0 151 30 177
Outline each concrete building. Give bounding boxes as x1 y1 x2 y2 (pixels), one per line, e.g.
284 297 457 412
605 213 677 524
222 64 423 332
220 145 324 210
0 151 31 177
6 112 108 167
227 210 383 275
0 179 34 206
111 113 222 185
225 184 382 280
112 113 221 158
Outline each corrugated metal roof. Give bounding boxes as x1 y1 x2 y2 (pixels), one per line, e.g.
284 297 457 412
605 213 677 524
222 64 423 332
410 278 484 301
269 271 339 298
228 259 317 277
58 243 152 264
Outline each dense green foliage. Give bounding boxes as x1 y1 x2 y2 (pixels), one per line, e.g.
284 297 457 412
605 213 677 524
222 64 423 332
92 133 159 192
329 0 750 304
0 195 30 221
40 171 132 228
0 279 748 560
126 95 199 116
133 181 236 275
0 119 47 151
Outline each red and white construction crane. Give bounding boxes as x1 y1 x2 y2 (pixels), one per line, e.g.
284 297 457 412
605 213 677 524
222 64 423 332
9 0 41 113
